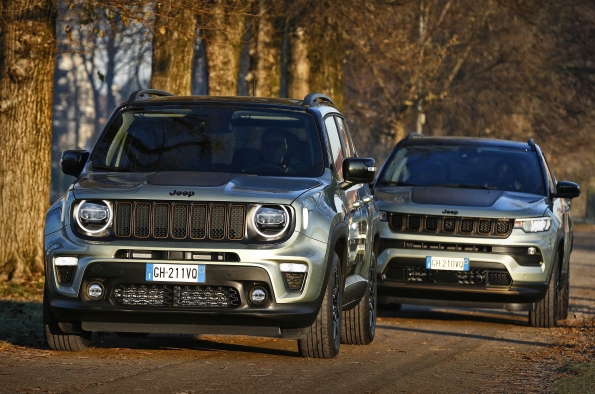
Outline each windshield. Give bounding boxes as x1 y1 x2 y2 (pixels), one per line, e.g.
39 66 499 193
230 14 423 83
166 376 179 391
378 144 546 195
91 105 324 177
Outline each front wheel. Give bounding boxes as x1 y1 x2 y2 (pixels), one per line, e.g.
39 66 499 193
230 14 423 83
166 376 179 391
44 284 91 351
529 253 559 328
342 252 377 345
298 252 342 358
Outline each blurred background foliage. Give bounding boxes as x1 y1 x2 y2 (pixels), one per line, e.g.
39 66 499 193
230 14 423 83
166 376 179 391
51 0 595 217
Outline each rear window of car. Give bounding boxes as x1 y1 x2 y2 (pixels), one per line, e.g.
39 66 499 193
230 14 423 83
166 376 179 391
377 144 546 195
91 105 324 177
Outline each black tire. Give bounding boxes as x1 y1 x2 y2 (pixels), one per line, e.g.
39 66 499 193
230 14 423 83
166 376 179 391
298 252 342 358
529 253 559 328
558 266 570 321
44 285 91 351
341 252 377 345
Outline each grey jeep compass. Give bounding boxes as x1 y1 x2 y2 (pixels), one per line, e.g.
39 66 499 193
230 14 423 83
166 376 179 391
374 134 580 327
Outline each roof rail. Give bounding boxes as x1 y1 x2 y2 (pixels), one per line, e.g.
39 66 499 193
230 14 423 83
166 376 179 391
302 93 334 106
405 132 424 140
128 89 175 102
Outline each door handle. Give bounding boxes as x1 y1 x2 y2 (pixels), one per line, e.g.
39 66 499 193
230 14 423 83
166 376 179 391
363 196 373 203
353 201 363 208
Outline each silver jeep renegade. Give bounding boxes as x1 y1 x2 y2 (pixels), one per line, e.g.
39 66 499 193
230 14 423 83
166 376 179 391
44 90 380 357
373 134 580 327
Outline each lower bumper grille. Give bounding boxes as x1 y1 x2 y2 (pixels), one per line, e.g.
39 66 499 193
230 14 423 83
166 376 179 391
384 264 511 287
111 284 241 308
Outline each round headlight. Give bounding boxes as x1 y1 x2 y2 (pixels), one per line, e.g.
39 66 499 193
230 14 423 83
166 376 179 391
252 205 290 238
75 200 112 234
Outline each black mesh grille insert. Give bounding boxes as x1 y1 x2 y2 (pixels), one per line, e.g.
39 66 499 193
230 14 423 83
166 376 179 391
190 204 207 239
461 218 474 233
384 263 511 287
443 217 456 232
409 215 421 230
426 216 438 231
153 204 169 238
134 203 150 237
487 272 512 286
479 219 491 234
111 284 240 308
172 204 188 239
228 205 245 240
210 205 226 240
391 214 404 229
115 203 132 237
496 220 510 234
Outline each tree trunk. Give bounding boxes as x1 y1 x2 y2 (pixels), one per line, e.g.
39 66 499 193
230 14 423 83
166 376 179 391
287 6 344 109
203 0 248 96
0 0 57 282
150 1 197 96
252 0 283 97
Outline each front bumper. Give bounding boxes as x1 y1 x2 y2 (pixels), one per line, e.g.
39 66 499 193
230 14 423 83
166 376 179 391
376 227 557 308
44 224 331 336
47 262 323 335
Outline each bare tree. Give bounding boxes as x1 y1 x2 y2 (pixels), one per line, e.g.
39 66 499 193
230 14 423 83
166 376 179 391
151 1 198 95
201 0 251 95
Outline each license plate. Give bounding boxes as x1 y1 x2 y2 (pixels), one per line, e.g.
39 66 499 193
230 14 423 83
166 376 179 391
146 264 206 283
426 256 469 271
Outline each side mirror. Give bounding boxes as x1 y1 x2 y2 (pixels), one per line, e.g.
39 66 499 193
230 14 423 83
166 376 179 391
552 181 580 199
61 150 89 177
340 158 376 189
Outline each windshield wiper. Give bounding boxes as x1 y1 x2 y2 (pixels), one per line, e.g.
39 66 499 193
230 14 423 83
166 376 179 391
434 184 497 190
92 165 130 172
377 181 414 186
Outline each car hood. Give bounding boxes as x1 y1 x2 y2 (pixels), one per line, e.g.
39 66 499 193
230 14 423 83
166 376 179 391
374 186 548 218
72 172 321 204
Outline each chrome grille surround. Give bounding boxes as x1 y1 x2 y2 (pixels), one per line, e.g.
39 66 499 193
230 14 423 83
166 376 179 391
388 213 513 237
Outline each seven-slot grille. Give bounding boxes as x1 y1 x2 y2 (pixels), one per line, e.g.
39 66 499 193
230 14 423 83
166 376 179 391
389 213 513 237
114 201 246 241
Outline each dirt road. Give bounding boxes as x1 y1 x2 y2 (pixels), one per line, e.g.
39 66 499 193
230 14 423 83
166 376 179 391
1 231 594 393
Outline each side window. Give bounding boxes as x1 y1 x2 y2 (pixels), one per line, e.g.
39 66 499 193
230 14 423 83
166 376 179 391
335 117 356 158
325 116 345 181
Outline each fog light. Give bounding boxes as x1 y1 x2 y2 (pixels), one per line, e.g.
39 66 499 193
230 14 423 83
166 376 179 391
250 287 267 305
528 247 537 255
87 282 104 300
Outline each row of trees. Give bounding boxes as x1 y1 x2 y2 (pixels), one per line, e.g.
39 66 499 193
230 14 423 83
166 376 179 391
2 0 595 282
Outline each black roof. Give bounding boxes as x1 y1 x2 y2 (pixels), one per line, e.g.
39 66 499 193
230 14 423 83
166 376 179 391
401 136 535 151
